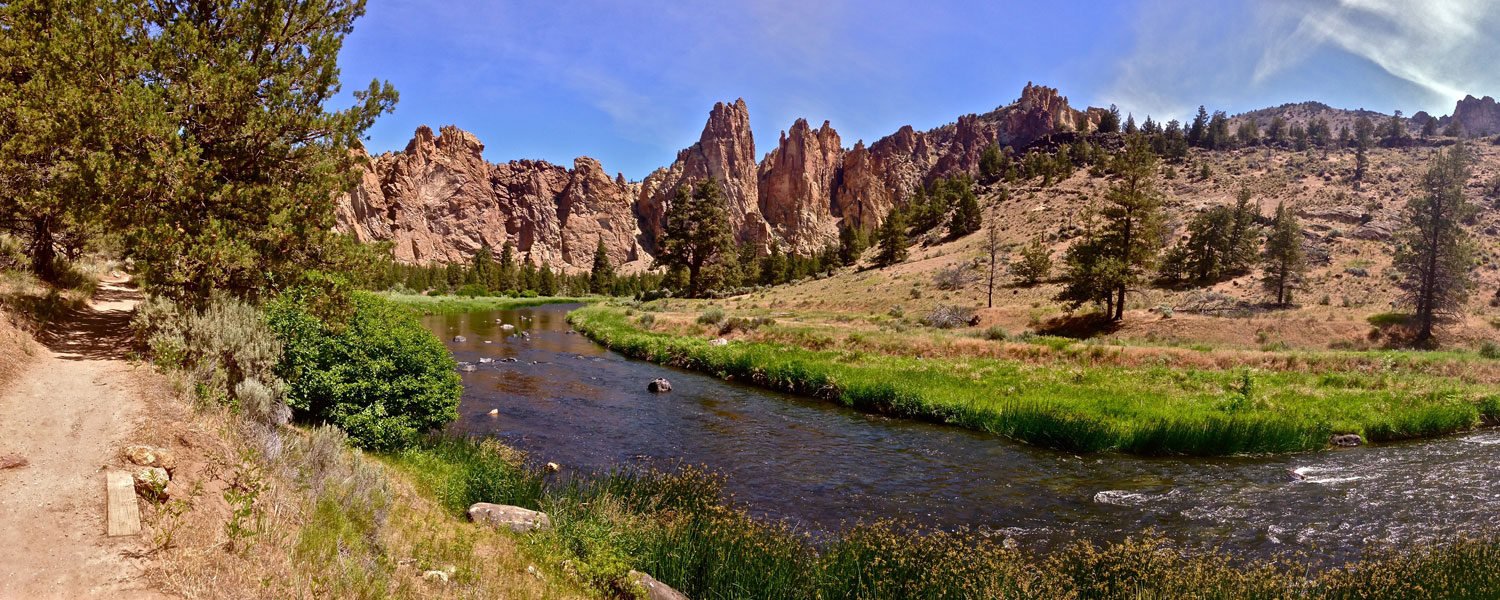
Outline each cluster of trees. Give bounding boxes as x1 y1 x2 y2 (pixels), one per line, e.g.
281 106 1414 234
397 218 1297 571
651 178 857 297
0 0 397 308
358 240 664 299
873 174 988 268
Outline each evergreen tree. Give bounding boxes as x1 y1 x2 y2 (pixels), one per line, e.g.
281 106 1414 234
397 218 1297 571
1188 106 1210 147
1098 104 1122 134
1268 116 1288 145
1421 116 1438 138
736 243 761 285
979 143 1009 181
497 242 517 292
473 244 495 290
1260 201 1306 305
1074 111 1090 135
1237 120 1260 147
838 224 865 266
982 219 1005 307
1383 110 1408 146
1124 114 1137 135
874 206 909 268
519 257 537 292
1394 143 1478 342
760 241 787 285
1009 236 1053 286
655 177 734 297
948 180 982 237
1354 117 1376 148
588 238 614 294
1057 137 1165 321
1308 117 1333 148
1160 189 1258 284
1443 119 1465 138
538 264 558 296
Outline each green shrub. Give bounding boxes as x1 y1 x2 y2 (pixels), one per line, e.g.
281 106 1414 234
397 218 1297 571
132 294 286 407
1367 312 1409 327
982 326 1009 341
637 313 656 328
520 290 538 298
697 307 726 325
1481 340 1500 360
425 289 443 297
267 292 462 451
455 283 487 298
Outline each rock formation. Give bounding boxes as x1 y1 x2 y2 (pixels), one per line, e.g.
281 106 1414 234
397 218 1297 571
336 83 1096 266
335 125 644 269
1449 95 1500 136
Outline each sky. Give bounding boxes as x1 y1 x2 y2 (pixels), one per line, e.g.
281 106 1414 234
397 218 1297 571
333 0 1500 180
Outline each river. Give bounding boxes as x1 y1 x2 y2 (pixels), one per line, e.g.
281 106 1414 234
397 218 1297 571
425 304 1500 563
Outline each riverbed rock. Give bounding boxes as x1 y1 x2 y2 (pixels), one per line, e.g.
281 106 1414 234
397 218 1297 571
647 378 672 393
134 466 170 500
1331 433 1363 447
629 570 689 600
501 324 514 331
453 335 467 342
467 502 551 533
478 357 494 363
460 364 477 372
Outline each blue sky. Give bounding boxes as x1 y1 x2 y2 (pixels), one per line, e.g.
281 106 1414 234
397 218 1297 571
335 0 1500 180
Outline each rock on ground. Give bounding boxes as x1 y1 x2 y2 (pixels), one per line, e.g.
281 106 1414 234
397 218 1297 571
467 502 551 534
630 570 690 600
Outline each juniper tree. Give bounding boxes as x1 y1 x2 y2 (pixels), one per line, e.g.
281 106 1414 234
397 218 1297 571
1009 236 1052 287
656 177 734 297
948 181 982 237
589 238 614 294
120 0 399 304
760 241 787 285
1443 119 1465 138
1260 201 1306 305
1421 116 1438 138
1268 117 1288 145
1160 189 1258 284
1394 143 1478 342
1057 137 1165 321
837 223 865 266
874 206 909 268
497 242 517 291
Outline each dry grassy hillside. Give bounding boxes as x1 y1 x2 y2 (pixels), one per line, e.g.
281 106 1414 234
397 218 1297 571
723 143 1500 352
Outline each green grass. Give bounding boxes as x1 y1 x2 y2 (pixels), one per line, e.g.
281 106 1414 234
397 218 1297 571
568 304 1500 456
386 434 1500 600
380 292 599 315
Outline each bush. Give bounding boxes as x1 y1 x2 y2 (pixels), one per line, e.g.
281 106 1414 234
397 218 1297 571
426 289 443 297
1481 340 1500 360
1366 312 1409 328
982 325 1009 341
697 307 726 325
932 264 975 291
132 294 286 408
520 290 538 298
267 292 462 451
637 313 655 328
455 283 487 298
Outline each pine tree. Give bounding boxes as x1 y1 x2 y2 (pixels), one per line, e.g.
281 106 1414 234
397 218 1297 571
760 241 787 285
1098 105 1122 134
1188 106 1209 147
1421 116 1438 138
589 238 614 294
538 264 558 296
1160 190 1257 284
497 242 517 292
1443 119 1464 138
1009 236 1052 286
983 219 1005 307
1268 116 1288 145
520 257 537 292
1394 143 1478 342
838 224 865 266
874 206 909 267
473 244 495 290
1237 120 1260 147
655 177 734 297
1057 137 1165 321
1260 201 1306 305
1124 114 1137 135
948 181 982 237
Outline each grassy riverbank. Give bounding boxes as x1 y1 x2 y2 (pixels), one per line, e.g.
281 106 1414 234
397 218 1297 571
385 434 1500 600
568 303 1500 455
381 292 598 315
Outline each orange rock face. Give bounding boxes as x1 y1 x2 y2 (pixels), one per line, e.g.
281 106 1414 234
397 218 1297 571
337 84 1093 266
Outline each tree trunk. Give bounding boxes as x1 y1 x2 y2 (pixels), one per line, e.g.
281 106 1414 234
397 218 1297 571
29 216 58 283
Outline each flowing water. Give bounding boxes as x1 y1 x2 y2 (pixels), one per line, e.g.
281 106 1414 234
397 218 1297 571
426 304 1500 562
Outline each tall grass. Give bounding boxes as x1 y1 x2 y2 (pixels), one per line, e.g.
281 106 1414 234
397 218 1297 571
389 434 1500 600
568 305 1499 456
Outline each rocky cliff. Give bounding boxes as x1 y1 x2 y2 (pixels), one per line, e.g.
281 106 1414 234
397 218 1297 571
336 83 1094 266
335 125 644 269
1449 95 1500 136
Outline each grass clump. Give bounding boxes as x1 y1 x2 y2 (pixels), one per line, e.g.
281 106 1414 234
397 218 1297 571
381 291 593 315
696 307 726 325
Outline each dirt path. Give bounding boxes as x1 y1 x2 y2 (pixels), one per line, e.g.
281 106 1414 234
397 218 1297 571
0 278 169 599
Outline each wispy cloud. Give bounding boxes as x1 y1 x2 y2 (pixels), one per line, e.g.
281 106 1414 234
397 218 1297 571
1255 0 1500 105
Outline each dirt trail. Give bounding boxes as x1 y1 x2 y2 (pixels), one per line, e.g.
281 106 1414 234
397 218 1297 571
0 278 169 599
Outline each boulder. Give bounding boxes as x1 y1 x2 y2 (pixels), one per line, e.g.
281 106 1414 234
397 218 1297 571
1331 433 1363 447
134 466 170 500
647 378 672 393
422 570 448 583
459 364 477 372
708 338 729 346
123 445 176 472
453 335 467 343
501 324 514 331
467 503 551 533
478 357 494 363
629 570 690 600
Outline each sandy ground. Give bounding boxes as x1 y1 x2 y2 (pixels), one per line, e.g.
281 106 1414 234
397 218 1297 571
0 278 169 599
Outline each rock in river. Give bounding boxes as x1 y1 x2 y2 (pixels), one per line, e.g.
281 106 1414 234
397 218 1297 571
1331 433 1363 447
647 378 672 393
453 335 467 342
